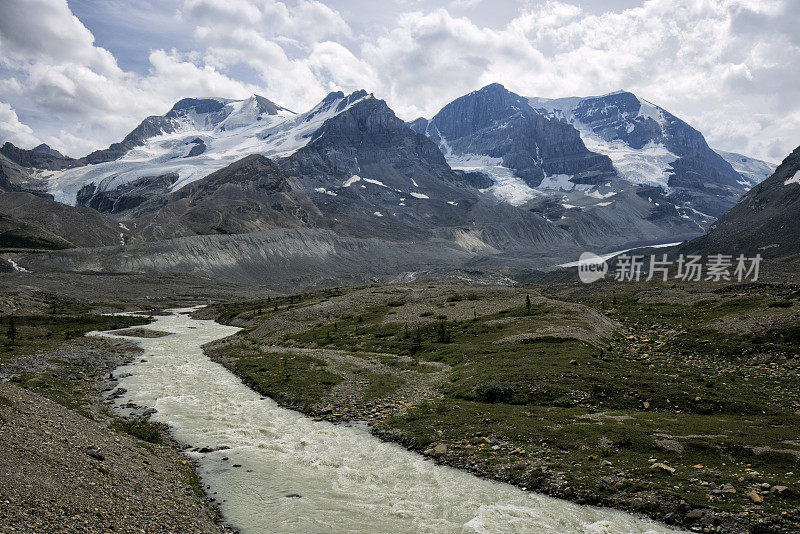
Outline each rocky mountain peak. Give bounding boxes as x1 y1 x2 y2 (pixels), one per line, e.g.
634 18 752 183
31 143 65 158
407 117 429 135
252 94 289 115
1 141 79 170
429 83 532 141
165 97 227 119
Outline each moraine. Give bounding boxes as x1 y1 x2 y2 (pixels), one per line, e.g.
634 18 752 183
96 308 680 534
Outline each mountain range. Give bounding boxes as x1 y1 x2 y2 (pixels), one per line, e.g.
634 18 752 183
0 83 790 284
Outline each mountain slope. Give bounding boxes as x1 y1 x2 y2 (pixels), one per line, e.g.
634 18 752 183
129 154 322 241
415 83 615 189
0 192 124 248
0 212 73 250
684 145 800 259
714 149 776 187
20 228 480 287
0 153 53 196
0 153 28 192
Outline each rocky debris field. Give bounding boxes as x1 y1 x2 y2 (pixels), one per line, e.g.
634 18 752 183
0 382 228 533
0 316 232 533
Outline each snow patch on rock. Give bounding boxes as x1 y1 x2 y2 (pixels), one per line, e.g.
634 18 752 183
783 170 800 186
446 153 538 206
343 175 361 187
6 258 30 273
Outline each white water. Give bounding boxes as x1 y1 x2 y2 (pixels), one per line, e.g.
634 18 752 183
96 309 678 534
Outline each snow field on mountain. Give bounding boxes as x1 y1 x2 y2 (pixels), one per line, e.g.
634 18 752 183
46 93 371 206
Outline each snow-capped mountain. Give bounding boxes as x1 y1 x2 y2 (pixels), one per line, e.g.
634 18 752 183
6 89 574 258
44 92 376 206
409 83 616 200
714 149 776 187
529 90 753 218
411 84 770 239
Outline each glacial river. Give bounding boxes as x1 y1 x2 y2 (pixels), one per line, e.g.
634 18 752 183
97 308 679 534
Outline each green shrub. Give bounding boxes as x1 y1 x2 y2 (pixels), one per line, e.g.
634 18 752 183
110 418 164 444
472 381 516 404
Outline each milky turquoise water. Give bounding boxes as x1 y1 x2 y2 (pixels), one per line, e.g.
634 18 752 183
98 309 679 534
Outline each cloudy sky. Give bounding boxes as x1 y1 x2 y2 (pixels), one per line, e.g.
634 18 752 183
0 0 797 161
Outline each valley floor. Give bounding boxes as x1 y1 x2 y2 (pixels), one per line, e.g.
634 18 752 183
1 273 798 533
201 281 800 534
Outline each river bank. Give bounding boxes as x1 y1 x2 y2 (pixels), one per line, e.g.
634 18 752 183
200 281 800 534
0 330 232 533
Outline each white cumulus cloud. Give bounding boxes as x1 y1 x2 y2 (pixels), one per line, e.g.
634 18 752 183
0 0 797 161
0 102 41 148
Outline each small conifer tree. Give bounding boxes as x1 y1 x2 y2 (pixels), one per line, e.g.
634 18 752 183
7 315 17 345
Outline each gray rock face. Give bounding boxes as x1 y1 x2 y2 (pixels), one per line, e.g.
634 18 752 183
1 142 81 171
424 83 615 187
290 91 453 186
568 92 663 150
76 174 178 214
0 154 26 192
131 155 320 241
31 144 65 158
284 92 457 191
685 145 800 258
165 97 227 118
186 138 206 157
407 117 429 135
0 154 52 197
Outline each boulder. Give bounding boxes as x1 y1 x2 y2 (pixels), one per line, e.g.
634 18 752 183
650 462 676 475
746 490 763 504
